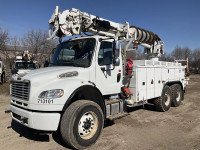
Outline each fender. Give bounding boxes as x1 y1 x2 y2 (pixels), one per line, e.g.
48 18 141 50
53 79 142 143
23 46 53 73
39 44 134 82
163 81 184 100
165 81 184 91
62 85 106 118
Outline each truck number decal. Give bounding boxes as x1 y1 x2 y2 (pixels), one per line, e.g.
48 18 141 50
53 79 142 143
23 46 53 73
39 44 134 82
38 99 53 104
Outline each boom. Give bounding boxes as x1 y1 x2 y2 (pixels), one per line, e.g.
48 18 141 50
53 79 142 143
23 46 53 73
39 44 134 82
48 6 164 57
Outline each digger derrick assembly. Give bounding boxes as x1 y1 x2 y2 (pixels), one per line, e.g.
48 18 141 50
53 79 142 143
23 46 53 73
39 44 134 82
48 6 164 57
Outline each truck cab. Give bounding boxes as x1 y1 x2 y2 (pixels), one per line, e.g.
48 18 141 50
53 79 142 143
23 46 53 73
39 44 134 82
12 55 36 75
10 36 123 146
14 60 36 74
10 36 121 116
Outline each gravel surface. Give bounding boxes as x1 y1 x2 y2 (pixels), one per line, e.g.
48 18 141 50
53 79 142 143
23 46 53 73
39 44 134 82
0 75 200 150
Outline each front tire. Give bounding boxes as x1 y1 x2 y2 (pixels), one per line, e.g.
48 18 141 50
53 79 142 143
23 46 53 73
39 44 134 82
1 73 5 83
154 85 172 112
60 100 104 149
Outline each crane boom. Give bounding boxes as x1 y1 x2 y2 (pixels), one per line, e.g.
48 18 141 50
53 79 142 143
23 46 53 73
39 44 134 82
48 6 164 57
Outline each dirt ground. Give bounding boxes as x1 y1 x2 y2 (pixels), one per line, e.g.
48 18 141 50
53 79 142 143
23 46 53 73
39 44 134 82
0 75 200 150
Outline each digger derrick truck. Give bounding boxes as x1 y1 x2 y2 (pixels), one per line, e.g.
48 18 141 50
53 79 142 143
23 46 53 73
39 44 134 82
10 6 189 149
12 51 36 75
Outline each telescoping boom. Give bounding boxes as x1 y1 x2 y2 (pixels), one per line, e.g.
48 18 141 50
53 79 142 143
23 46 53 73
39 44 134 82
48 6 164 57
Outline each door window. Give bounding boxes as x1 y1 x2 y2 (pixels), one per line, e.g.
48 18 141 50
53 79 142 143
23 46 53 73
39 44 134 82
98 42 113 66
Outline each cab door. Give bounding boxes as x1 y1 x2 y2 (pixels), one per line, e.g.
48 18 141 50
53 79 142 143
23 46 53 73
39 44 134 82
95 41 122 95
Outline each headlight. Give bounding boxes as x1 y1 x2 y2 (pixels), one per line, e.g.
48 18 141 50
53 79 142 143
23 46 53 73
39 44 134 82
38 89 64 99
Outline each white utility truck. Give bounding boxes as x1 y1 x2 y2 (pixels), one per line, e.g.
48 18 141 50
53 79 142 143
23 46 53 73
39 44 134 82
10 6 189 149
0 60 6 84
12 51 36 75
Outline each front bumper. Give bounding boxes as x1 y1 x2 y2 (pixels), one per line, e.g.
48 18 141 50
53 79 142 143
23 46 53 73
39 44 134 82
10 105 60 131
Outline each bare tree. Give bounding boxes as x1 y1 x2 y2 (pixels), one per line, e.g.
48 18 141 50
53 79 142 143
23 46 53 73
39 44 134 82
127 49 146 60
8 36 22 57
192 49 200 73
182 47 192 60
171 45 184 60
22 29 57 65
171 46 192 61
0 26 9 59
10 36 21 50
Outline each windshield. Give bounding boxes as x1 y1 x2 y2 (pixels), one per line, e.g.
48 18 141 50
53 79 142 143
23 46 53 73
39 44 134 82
50 38 96 67
15 62 36 70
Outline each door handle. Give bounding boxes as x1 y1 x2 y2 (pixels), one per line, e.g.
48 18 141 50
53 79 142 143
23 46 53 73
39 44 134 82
117 73 121 82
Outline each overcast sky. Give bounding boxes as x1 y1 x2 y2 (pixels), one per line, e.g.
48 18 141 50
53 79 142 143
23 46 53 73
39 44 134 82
0 0 200 52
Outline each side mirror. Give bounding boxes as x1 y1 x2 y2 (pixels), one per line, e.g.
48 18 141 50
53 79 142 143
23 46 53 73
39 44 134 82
44 60 49 67
114 58 120 66
113 40 120 66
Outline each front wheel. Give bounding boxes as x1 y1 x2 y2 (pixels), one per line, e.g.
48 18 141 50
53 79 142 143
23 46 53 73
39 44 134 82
60 100 104 149
1 73 5 83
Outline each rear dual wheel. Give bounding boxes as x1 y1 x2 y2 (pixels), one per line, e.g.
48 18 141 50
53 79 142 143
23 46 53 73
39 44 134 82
171 84 183 107
154 84 183 112
60 100 104 149
154 85 172 112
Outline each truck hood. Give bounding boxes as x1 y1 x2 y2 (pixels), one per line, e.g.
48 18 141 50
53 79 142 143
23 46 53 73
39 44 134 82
13 66 90 82
11 66 91 108
18 69 32 75
25 66 78 78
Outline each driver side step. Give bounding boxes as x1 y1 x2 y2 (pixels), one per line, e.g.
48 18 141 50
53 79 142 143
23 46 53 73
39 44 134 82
105 99 129 120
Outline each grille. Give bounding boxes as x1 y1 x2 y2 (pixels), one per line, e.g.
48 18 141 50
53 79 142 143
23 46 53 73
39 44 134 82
11 80 30 101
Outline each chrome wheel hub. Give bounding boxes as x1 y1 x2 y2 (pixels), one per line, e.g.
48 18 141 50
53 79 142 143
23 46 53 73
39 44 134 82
78 111 98 140
176 90 181 102
164 91 170 106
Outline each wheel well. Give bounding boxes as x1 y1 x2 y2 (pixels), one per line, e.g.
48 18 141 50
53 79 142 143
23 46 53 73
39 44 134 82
165 81 183 91
62 85 106 118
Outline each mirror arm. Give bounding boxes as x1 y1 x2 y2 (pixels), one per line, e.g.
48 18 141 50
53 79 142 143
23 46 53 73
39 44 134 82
101 64 116 72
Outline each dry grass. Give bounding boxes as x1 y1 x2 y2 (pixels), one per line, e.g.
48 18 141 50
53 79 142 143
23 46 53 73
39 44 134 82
0 82 10 95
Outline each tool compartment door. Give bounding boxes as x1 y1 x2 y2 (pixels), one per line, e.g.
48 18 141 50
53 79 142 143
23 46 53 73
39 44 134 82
162 68 168 82
168 68 175 80
154 67 162 97
146 67 154 99
136 67 147 101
